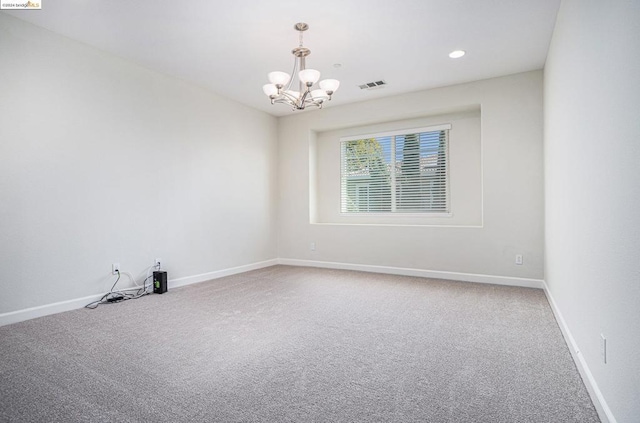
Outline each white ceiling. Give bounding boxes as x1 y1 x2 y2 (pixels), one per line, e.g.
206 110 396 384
4 0 560 117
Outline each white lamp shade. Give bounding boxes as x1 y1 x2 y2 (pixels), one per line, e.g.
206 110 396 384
319 79 340 93
268 71 291 86
311 89 329 100
262 84 278 96
299 69 321 85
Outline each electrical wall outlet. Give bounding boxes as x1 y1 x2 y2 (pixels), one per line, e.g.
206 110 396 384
155 258 162 269
515 254 523 265
601 334 607 364
112 263 120 275
310 242 316 251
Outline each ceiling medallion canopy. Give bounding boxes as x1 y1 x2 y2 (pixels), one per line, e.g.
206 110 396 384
262 23 339 111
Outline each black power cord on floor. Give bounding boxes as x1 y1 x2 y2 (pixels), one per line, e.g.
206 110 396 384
85 271 153 309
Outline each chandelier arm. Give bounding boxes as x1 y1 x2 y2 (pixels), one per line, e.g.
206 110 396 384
284 56 298 94
306 98 322 107
275 98 295 107
299 90 311 106
298 55 307 96
280 90 299 102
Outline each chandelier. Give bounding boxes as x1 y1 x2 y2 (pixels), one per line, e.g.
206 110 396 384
262 23 340 111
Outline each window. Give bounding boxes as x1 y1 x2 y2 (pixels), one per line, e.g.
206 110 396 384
340 124 450 214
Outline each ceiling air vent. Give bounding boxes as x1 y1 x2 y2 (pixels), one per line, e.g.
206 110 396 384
359 80 387 90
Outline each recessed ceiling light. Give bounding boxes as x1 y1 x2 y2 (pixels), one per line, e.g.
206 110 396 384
449 50 466 59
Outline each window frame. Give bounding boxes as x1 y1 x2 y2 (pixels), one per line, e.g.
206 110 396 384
339 124 452 217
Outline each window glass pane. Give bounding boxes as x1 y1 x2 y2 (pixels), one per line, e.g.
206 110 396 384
341 127 448 214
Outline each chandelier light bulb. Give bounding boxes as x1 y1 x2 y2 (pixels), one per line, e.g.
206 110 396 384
299 69 321 86
262 84 278 97
268 71 291 87
319 79 340 94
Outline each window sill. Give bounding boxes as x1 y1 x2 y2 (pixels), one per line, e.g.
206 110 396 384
339 212 453 218
310 222 483 228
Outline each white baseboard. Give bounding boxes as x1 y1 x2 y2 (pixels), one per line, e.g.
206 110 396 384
0 293 106 327
168 259 279 289
0 259 279 327
278 258 544 289
543 281 616 423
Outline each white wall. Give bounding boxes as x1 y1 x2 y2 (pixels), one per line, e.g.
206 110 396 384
0 14 278 315
544 1 640 421
278 71 544 280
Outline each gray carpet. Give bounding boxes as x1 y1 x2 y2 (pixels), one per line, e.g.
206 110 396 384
0 265 599 422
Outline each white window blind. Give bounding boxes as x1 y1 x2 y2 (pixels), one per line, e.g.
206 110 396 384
340 124 450 214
